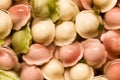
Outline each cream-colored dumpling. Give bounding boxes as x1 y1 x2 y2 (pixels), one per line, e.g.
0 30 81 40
0 0 12 10
55 21 76 46
58 0 79 21
64 63 94 80
70 63 94 80
0 10 13 39
31 18 55 46
76 10 102 38
41 58 64 80
93 0 117 13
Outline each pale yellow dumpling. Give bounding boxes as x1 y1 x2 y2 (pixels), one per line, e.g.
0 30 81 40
93 0 117 13
76 10 102 38
70 63 94 80
41 58 64 80
64 63 94 80
0 10 13 39
58 0 79 21
31 18 55 46
55 21 76 46
0 0 12 10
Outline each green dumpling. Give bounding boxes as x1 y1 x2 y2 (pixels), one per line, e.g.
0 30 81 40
12 23 32 55
0 70 20 80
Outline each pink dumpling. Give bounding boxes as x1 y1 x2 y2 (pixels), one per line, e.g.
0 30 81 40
101 30 120 59
8 4 31 30
104 7 120 30
55 41 84 67
22 43 55 66
20 62 43 80
82 39 107 68
104 59 120 80
0 47 20 71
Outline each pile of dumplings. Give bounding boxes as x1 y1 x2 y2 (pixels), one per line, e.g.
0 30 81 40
0 0 120 80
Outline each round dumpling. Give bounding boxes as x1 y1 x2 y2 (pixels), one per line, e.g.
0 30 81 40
55 21 76 46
